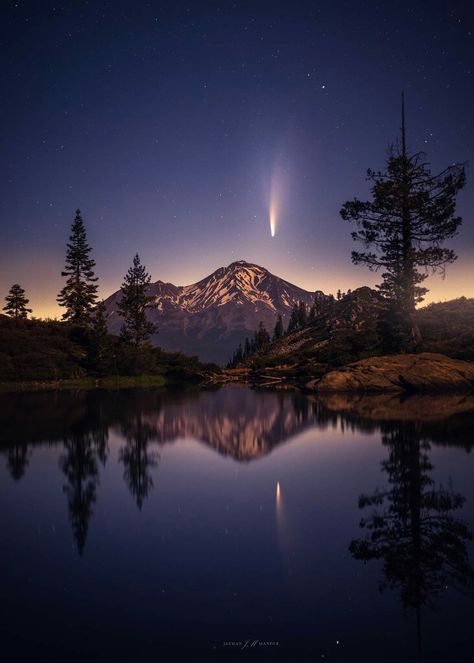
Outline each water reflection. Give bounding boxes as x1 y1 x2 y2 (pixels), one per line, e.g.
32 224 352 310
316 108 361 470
119 415 160 511
1 387 474 570
6 441 31 481
316 392 474 451
1 387 474 659
349 420 474 619
60 430 107 555
318 392 474 650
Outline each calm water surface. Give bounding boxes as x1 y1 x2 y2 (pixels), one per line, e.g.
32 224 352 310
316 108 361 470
1 386 474 661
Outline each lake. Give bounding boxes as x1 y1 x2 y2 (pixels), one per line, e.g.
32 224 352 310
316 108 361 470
1 386 474 661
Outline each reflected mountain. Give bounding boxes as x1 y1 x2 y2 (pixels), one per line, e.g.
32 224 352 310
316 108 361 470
349 418 474 652
112 388 316 461
0 388 319 464
2 387 474 558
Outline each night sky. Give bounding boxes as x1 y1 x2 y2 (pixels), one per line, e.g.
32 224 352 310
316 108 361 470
1 0 473 317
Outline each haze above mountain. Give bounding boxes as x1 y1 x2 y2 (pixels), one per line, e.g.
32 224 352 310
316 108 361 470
104 260 323 363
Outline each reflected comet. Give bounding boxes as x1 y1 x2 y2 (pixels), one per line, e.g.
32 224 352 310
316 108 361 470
275 479 293 563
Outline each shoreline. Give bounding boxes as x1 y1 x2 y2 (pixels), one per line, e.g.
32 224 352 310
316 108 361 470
3 353 474 395
0 374 166 393
213 353 474 395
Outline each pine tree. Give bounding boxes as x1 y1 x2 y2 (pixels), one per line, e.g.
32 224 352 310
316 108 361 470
337 289 342 301
3 283 32 319
244 337 251 358
273 314 284 340
227 342 244 367
89 300 113 374
118 254 157 346
57 209 98 324
287 303 299 333
341 95 465 348
252 329 259 350
91 300 108 337
313 292 328 317
297 300 307 327
256 321 270 349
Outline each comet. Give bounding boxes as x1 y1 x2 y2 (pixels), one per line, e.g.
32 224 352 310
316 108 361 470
268 171 279 237
268 157 287 238
269 202 277 238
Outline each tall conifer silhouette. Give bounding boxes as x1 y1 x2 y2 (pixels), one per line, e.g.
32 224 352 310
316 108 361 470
57 209 98 324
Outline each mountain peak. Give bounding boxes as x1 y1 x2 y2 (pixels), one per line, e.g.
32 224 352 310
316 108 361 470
219 260 266 277
227 259 261 269
105 261 321 363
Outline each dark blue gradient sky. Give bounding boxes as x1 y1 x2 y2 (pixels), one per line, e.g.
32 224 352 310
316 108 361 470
1 0 473 316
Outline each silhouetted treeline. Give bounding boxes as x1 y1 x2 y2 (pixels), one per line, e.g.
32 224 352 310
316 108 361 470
1 209 218 382
0 314 217 382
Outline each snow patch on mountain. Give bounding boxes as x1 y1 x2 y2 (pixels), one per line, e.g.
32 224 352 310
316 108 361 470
104 260 325 363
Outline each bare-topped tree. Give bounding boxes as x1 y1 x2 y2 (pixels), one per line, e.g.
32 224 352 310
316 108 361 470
341 94 466 349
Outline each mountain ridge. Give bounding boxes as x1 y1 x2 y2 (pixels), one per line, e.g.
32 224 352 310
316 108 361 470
104 260 325 364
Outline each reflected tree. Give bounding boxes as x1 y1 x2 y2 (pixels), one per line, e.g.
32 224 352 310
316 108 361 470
5 443 31 481
119 416 159 510
60 429 108 556
350 422 474 647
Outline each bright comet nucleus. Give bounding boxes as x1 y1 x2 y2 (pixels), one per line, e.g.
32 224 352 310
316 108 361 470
269 203 277 237
268 179 279 238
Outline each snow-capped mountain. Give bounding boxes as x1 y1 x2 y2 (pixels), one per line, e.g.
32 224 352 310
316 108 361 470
104 260 324 364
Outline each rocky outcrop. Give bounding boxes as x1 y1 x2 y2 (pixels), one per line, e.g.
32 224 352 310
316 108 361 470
311 353 474 393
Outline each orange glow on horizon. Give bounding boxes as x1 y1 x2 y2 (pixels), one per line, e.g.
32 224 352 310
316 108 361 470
17 254 474 320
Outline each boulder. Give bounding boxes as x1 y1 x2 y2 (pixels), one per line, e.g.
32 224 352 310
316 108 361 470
312 353 474 393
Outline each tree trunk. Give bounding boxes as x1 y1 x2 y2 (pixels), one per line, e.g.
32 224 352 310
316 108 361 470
400 160 422 350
